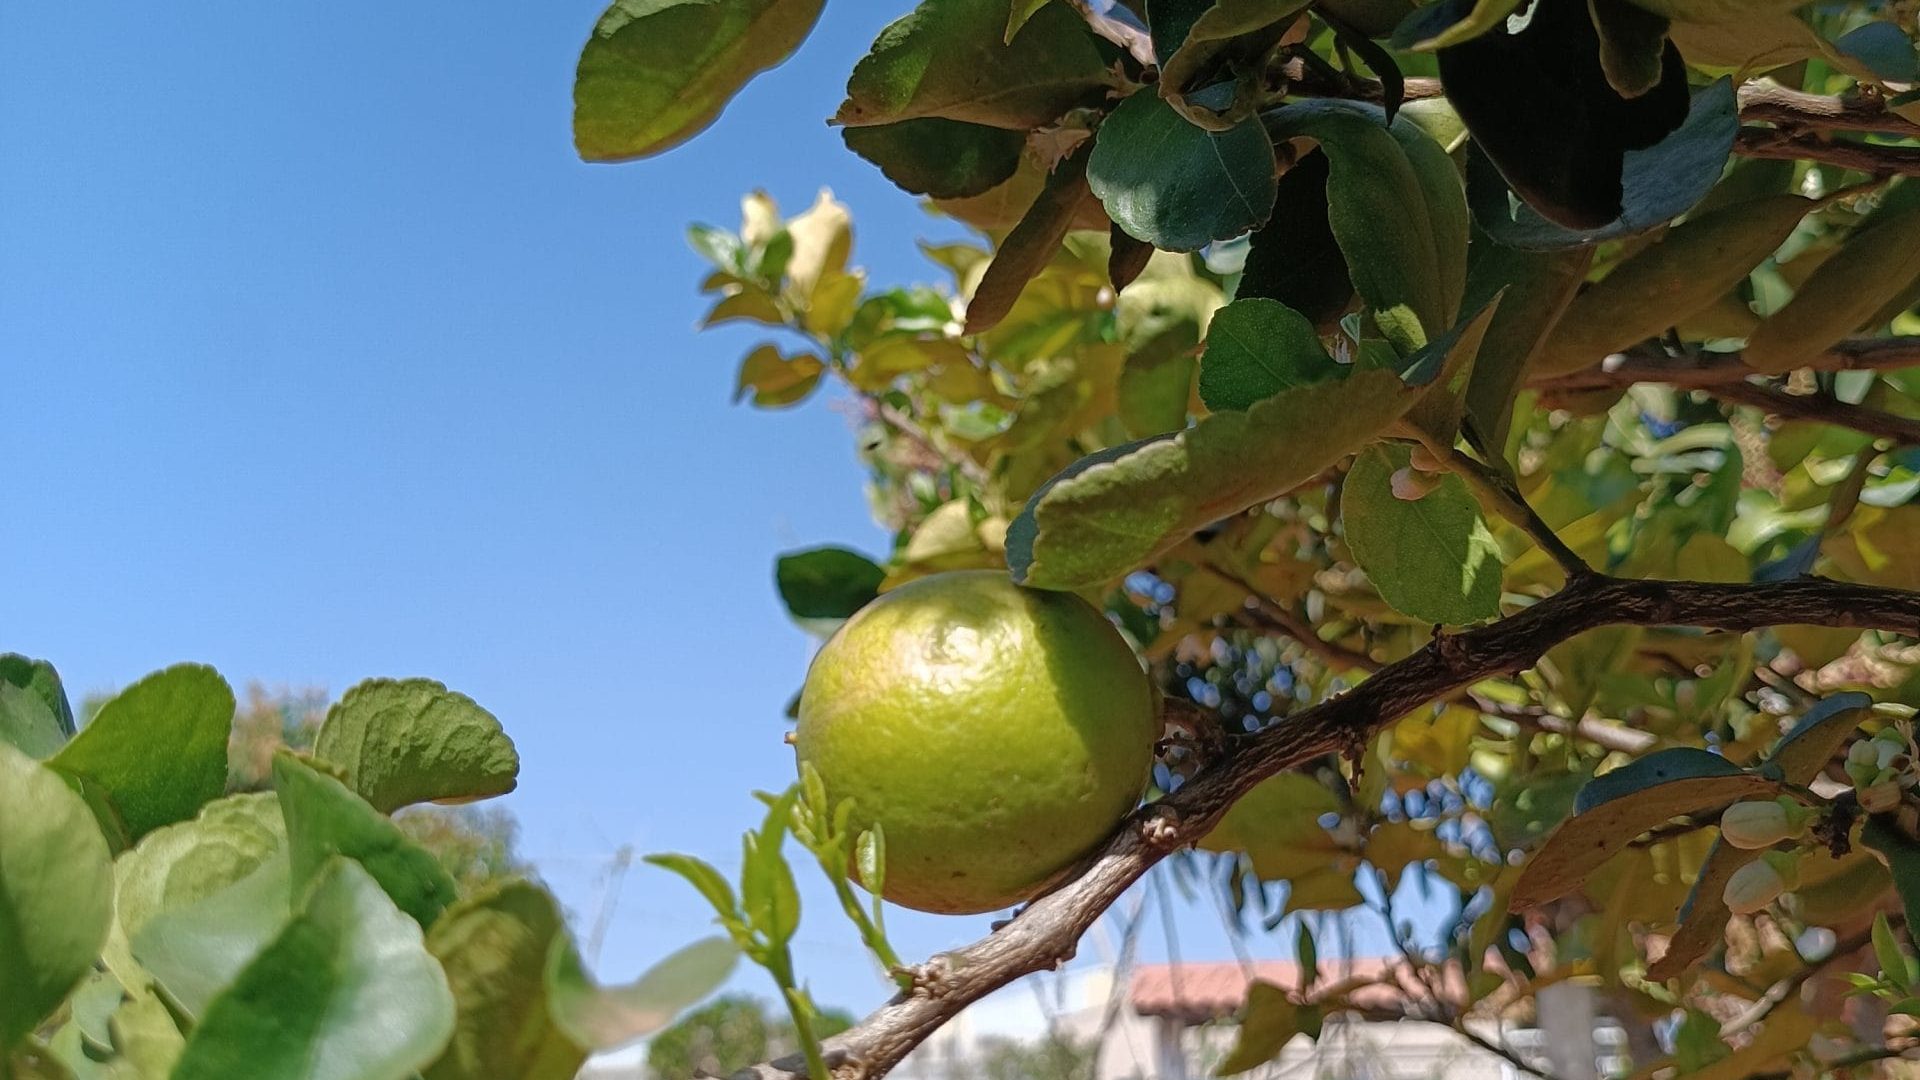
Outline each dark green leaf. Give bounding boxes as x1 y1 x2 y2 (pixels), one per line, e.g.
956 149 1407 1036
1196 298 1337 412
1117 348 1196 437
573 0 827 162
49 664 234 843
1762 692 1873 784
1865 817 1920 947
1089 90 1277 253
1512 748 1778 908
0 743 113 1053
837 0 1111 130
546 936 739 1052
774 547 886 621
1459 237 1591 455
423 881 587 1080
1466 79 1736 251
843 119 1026 199
274 752 459 928
1343 444 1504 625
310 678 518 814
169 858 456 1080
1437 0 1689 229
0 654 75 759
1835 22 1920 84
1237 151 1353 330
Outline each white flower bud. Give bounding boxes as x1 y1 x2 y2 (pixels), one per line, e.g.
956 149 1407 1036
1725 858 1788 915
1720 800 1808 850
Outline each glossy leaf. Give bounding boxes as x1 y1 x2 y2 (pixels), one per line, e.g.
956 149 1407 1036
311 678 518 813
1089 91 1276 253
0 742 113 1053
49 663 234 843
546 936 739 1052
1196 298 1337 412
1466 79 1737 250
1512 748 1779 908
836 0 1111 130
1343 444 1503 625
573 0 826 162
169 858 455 1080
423 881 587 1080
274 752 459 928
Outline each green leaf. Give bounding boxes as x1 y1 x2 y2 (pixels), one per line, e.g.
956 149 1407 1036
169 858 456 1080
1875 912 1911 990
131 852 293 1019
1761 692 1873 784
1198 774 1346 882
109 792 286 982
545 936 739 1052
311 678 519 814
837 0 1111 130
733 344 826 408
843 119 1026 199
1158 0 1313 98
1117 348 1196 438
1263 100 1454 354
1864 817 1920 947
1511 748 1779 908
1458 238 1591 455
48 664 234 843
273 752 459 928
0 654 75 758
108 984 186 1079
645 854 747 938
1008 303 1497 590
1196 298 1336 412
741 788 802 946
1466 79 1736 251
573 0 826 162
774 546 886 625
1833 21 1919 83
0 742 113 1053
1216 981 1317 1075
1089 90 1277 253
1343 444 1504 625
1392 0 1519 50
1237 151 1354 331
423 881 587 1080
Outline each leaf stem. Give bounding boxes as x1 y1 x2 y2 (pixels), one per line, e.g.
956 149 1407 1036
1443 447 1595 583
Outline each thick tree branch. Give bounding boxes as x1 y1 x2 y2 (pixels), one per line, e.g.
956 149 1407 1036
729 575 1920 1080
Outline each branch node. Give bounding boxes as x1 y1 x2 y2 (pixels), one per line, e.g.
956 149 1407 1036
905 954 958 998
1140 805 1184 850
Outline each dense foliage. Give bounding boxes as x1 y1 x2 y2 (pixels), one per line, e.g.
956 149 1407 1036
571 0 1920 1077
0 661 734 1080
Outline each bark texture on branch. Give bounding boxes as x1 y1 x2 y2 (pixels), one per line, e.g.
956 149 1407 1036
730 576 1920 1080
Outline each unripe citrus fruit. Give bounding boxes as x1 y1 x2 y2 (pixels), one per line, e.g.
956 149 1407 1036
794 570 1156 915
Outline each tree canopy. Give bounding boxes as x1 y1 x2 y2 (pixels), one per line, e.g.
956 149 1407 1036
573 1 1920 1078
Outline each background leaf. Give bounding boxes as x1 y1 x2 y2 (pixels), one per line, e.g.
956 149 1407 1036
131 852 293 1020
546 936 739 1052
842 119 1025 199
311 678 518 814
573 0 826 162
423 881 587 1080
0 654 75 759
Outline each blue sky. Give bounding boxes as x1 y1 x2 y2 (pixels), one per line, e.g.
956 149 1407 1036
0 1 1417 1021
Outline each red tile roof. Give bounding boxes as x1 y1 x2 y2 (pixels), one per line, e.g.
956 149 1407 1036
1129 960 1467 1023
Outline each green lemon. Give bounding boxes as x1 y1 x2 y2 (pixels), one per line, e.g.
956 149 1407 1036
795 570 1156 915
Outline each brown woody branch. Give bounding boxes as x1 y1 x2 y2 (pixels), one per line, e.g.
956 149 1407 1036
1707 380 1920 445
1532 338 1920 393
730 575 1920 1080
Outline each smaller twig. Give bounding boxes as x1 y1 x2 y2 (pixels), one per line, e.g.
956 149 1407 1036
872 400 994 487
1531 338 1920 393
1208 562 1378 672
1736 127 1920 176
1711 381 1920 446
1445 448 1595 582
1719 925 1874 1036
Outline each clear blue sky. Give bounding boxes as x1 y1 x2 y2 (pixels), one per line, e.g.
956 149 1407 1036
1 1 1414 1020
